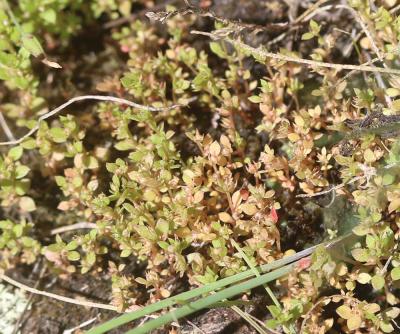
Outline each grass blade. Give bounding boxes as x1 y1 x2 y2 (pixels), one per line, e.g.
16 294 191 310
125 262 296 334
87 235 350 334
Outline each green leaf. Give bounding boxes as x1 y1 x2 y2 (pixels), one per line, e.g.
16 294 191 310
352 224 369 236
121 71 142 89
392 99 400 112
0 220 13 230
15 165 30 179
135 225 158 241
19 196 36 212
309 20 320 34
40 9 57 24
390 267 400 281
135 277 148 285
371 274 385 290
209 42 226 59
380 321 394 333
66 240 79 251
55 176 67 187
336 305 352 319
15 180 30 195
21 237 35 247
178 47 197 66
351 248 369 262
21 35 44 57
21 138 36 149
8 146 23 161
157 241 169 250
13 224 23 238
156 220 170 235
363 303 380 314
115 139 135 151
382 173 395 185
72 176 83 187
384 307 400 319
86 251 96 266
363 148 375 162
357 272 371 284
82 155 99 169
120 249 132 257
143 189 157 202
386 88 400 97
192 64 212 91
67 251 80 261
267 305 281 318
248 95 262 103
50 127 68 143
347 315 361 330
301 32 314 40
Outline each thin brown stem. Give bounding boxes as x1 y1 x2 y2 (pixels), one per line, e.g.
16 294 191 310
0 95 186 147
0 272 118 311
50 222 98 235
192 31 400 76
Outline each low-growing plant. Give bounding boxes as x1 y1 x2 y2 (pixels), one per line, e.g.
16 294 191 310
0 1 400 333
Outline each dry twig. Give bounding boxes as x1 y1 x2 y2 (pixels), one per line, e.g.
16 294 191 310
0 272 118 311
63 316 99 334
0 95 184 147
12 262 46 334
51 222 98 235
146 4 291 34
296 164 377 198
191 31 400 76
0 112 16 141
103 0 178 29
295 175 366 199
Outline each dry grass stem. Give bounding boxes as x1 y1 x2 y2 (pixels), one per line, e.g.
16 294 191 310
0 95 183 147
50 222 98 235
0 112 16 141
0 272 118 311
191 31 400 76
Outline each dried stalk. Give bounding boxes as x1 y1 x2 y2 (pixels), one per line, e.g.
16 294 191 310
191 31 400 76
64 317 99 334
296 175 366 198
50 222 98 235
0 272 118 311
0 112 16 141
0 95 183 147
296 165 377 198
146 4 291 34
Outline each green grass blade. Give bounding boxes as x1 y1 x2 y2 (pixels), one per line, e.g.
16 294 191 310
124 262 296 334
231 239 295 334
87 247 312 334
87 235 350 334
231 239 281 308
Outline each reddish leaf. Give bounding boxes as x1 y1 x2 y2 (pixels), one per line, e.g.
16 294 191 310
270 207 278 223
297 257 311 270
